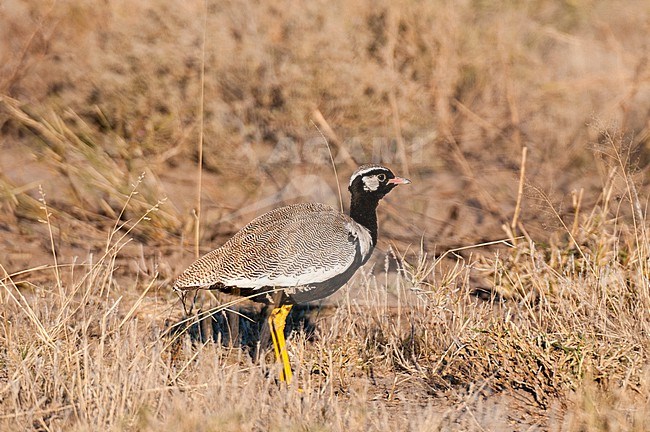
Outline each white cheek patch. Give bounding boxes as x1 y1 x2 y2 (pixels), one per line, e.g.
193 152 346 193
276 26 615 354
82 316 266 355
362 175 380 191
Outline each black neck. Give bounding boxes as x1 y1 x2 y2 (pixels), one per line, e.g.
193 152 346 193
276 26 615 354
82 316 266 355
349 193 380 245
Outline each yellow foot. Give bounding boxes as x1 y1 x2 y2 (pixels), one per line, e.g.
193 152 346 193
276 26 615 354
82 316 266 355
269 304 293 384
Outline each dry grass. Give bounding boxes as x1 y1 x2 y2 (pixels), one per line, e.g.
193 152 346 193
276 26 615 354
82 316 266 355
2 157 650 430
2 0 650 430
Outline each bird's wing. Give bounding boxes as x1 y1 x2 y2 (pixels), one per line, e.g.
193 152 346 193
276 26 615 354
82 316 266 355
173 203 371 290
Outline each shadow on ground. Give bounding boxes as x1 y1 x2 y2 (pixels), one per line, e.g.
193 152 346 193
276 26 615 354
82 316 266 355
165 302 332 359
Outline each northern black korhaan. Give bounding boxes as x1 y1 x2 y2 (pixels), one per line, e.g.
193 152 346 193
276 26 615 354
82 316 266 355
173 164 410 383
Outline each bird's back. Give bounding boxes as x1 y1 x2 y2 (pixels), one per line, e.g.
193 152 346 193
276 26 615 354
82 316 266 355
173 203 373 297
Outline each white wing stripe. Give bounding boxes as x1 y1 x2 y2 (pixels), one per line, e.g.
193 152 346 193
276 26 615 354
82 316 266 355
346 221 373 261
223 262 354 289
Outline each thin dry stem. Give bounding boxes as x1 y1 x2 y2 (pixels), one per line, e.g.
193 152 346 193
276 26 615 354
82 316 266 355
194 0 208 259
511 146 527 237
311 119 344 213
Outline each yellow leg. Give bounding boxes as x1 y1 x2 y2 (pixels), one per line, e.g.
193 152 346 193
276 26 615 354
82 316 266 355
268 304 293 384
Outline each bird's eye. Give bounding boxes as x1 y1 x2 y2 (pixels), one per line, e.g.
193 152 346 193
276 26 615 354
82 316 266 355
377 173 387 182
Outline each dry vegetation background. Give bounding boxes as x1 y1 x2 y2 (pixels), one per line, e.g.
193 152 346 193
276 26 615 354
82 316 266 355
2 0 650 430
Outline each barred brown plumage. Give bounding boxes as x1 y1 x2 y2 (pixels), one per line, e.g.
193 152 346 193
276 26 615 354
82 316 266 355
173 202 373 304
173 163 410 384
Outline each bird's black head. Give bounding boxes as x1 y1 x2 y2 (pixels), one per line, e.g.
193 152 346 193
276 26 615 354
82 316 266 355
348 164 411 200
347 164 410 244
